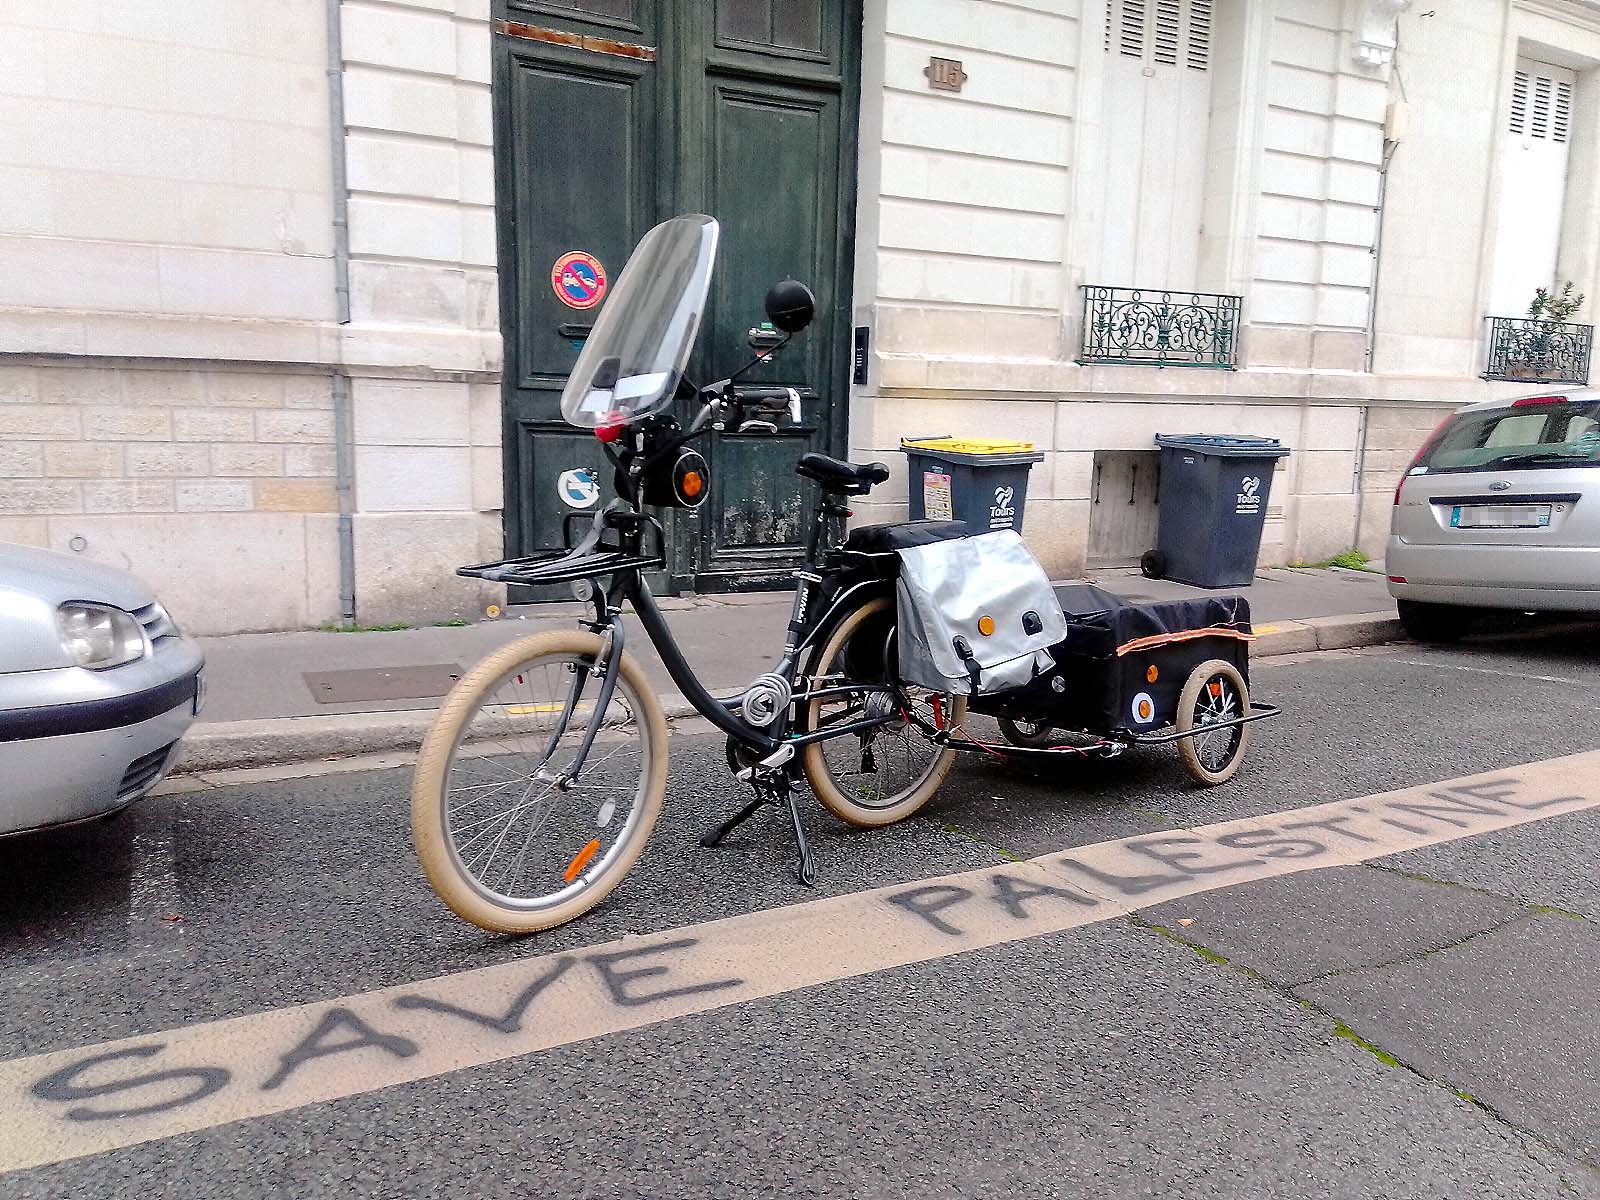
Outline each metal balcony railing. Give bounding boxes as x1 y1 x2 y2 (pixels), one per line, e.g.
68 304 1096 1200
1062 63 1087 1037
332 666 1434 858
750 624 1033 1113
1483 315 1593 384
1078 285 1242 369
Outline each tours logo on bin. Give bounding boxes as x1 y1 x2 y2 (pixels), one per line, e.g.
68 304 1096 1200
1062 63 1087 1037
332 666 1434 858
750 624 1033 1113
989 484 1017 528
1235 476 1262 516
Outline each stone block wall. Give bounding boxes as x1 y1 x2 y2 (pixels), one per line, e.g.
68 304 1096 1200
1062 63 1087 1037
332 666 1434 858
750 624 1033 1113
0 361 342 633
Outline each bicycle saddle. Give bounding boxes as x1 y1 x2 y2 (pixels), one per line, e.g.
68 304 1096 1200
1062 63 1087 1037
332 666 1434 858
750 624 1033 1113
795 452 890 495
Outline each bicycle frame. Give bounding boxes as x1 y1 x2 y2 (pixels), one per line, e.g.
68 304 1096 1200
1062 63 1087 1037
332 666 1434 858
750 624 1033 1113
458 477 907 787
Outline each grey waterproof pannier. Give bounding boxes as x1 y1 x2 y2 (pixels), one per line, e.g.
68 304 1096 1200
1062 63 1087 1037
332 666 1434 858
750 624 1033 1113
895 529 1067 695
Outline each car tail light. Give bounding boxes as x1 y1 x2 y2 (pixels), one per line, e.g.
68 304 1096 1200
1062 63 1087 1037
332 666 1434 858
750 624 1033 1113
1512 394 1567 407
1387 575 1407 584
1393 416 1453 505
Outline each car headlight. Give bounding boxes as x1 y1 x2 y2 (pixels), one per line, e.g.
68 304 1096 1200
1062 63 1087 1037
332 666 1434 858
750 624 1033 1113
57 602 148 670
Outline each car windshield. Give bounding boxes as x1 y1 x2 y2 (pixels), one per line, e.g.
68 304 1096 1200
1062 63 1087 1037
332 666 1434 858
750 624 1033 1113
559 214 719 429
1418 400 1600 473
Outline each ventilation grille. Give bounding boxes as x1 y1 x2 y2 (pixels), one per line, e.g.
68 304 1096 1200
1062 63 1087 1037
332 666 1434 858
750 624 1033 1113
1106 0 1210 71
1510 61 1574 144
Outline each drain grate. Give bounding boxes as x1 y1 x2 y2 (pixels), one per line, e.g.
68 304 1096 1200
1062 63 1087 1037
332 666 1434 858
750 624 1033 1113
304 664 464 705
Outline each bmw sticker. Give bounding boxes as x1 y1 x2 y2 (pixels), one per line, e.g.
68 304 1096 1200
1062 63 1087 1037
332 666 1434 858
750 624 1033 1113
558 468 601 509
551 251 607 310
1130 691 1157 725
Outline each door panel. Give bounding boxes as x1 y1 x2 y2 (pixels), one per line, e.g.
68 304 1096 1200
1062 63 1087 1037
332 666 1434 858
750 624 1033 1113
497 22 658 593
1088 450 1160 566
694 79 840 582
507 58 652 387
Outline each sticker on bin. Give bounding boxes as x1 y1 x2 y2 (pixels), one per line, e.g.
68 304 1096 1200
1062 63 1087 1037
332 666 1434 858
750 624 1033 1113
923 470 953 521
989 484 1017 530
1235 476 1263 515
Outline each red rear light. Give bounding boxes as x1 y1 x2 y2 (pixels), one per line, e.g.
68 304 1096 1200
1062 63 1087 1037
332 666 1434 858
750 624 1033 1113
595 422 624 444
1512 394 1567 407
1393 416 1453 505
1387 575 1407 585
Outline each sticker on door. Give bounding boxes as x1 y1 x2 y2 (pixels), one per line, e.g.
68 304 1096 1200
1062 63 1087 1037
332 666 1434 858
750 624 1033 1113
558 468 601 509
551 252 608 310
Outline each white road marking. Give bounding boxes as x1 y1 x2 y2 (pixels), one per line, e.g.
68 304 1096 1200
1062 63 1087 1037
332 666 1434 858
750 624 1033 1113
3 751 1598 1174
1392 657 1600 688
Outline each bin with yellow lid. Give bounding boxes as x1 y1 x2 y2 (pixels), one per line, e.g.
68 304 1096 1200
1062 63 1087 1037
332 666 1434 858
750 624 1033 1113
900 434 1046 533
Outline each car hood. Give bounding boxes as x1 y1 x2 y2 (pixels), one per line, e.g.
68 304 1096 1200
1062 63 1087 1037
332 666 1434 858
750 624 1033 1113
0 543 156 673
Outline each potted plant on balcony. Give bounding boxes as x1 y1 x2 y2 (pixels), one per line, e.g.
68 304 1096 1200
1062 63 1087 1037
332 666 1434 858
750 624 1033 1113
1504 282 1586 379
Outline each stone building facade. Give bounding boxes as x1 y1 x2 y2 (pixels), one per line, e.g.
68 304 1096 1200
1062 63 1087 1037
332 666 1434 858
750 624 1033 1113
1 0 1596 632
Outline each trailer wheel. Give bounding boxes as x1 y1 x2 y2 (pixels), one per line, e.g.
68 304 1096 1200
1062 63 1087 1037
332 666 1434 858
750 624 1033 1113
997 717 1058 748
1176 660 1251 786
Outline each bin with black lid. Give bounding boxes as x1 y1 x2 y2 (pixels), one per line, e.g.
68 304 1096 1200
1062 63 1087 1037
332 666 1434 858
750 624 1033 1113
1143 434 1292 588
900 436 1046 533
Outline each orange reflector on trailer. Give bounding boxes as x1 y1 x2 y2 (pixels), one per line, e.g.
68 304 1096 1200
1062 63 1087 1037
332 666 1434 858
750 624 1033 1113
1146 664 1159 683
563 838 601 883
977 615 996 636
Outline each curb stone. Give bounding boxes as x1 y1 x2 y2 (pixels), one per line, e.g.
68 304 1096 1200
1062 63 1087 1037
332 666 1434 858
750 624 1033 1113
174 614 1403 774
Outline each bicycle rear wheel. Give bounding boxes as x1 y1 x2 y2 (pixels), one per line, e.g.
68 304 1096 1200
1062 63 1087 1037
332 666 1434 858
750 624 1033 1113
412 630 668 933
800 597 965 827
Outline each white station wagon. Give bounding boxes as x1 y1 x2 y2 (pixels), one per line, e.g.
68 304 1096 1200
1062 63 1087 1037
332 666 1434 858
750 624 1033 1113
1388 390 1600 641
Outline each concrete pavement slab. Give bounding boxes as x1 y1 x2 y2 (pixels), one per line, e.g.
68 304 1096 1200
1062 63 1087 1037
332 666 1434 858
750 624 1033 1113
1139 864 1529 987
1298 913 1600 1163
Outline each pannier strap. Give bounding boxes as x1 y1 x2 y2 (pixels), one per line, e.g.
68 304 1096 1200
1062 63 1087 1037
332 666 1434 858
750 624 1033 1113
1113 625 1254 657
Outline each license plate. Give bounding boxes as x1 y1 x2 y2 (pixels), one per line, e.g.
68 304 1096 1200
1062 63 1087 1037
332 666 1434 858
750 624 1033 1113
1450 504 1552 529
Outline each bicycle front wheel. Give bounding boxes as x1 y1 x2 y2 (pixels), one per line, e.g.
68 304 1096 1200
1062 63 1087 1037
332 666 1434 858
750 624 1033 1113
800 596 966 827
412 630 668 934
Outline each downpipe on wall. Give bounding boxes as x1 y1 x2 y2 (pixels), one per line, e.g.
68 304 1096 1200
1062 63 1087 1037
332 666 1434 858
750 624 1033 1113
326 0 357 624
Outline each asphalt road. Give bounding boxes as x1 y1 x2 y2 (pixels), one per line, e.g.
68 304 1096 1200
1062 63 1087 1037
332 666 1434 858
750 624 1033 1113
4 630 1600 1198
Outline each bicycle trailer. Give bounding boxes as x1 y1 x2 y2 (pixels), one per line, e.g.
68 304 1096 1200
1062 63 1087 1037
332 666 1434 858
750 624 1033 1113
871 523 1278 785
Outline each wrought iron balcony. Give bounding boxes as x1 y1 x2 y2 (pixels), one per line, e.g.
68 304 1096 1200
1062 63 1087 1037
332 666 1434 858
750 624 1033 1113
1483 315 1593 384
1078 285 1242 369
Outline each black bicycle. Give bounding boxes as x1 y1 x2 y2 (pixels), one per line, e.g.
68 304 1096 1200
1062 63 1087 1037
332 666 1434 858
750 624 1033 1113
411 215 966 933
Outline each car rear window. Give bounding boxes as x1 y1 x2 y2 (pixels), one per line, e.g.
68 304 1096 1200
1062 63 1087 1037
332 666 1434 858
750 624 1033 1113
1419 400 1600 473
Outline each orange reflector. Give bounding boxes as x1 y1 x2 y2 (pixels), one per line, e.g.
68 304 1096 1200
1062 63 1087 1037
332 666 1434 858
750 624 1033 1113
1146 664 1159 683
563 838 601 883
977 615 996 636
1209 681 1223 697
681 471 703 497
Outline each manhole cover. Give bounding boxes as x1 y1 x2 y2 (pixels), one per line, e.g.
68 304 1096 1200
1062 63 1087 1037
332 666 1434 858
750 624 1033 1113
304 664 463 705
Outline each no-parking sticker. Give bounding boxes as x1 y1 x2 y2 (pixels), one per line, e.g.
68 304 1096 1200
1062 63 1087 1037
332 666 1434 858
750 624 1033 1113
551 251 607 310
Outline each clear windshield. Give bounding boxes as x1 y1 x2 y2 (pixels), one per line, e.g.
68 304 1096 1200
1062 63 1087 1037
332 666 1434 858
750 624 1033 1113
559 215 719 428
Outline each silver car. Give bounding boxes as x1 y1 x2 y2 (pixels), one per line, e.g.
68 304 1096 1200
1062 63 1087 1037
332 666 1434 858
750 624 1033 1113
0 543 204 835
1388 389 1600 641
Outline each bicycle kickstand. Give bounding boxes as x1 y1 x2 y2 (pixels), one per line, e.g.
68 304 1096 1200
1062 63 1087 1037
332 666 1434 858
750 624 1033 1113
699 795 766 848
698 782 818 888
783 786 818 887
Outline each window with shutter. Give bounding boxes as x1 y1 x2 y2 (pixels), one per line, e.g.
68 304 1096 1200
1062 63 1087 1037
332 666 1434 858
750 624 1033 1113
1105 0 1210 71
1509 59 1575 145
1489 57 1577 316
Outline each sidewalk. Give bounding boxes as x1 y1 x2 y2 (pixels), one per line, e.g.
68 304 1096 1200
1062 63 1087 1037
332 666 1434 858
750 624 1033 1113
178 566 1399 772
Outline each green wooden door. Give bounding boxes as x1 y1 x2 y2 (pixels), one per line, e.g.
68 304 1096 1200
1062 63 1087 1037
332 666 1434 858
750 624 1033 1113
495 0 860 596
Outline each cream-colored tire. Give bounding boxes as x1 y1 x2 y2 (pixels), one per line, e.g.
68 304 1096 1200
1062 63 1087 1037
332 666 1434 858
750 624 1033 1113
412 630 669 934
1176 659 1251 787
800 597 966 827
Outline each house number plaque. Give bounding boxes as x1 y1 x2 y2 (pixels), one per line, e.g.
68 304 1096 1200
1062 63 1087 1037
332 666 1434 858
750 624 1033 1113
924 57 967 92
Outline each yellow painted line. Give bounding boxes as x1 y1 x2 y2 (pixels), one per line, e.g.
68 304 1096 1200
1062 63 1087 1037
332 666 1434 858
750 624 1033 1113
2 751 1597 1173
